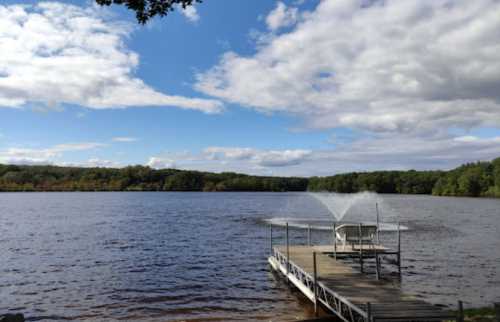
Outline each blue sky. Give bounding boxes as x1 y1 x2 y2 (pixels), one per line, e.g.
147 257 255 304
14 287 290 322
1 0 500 176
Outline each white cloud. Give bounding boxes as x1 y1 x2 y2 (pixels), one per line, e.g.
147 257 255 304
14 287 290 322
196 0 500 133
203 147 312 167
180 5 200 23
154 135 500 176
453 135 478 143
147 156 177 169
5 137 495 176
256 149 312 167
112 137 138 142
204 147 256 161
146 147 312 174
0 142 106 165
0 2 221 113
299 135 500 176
266 2 298 31
83 158 121 168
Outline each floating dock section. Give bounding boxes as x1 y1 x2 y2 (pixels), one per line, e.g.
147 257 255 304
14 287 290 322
268 224 460 322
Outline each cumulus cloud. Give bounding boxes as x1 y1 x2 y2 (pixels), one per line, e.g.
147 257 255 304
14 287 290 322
112 137 138 142
54 158 122 168
203 147 312 167
83 158 121 168
256 149 311 167
196 0 500 133
204 147 256 161
0 2 221 113
302 135 500 176
146 134 500 176
146 147 312 174
147 156 177 169
180 5 200 23
0 142 106 165
266 2 298 31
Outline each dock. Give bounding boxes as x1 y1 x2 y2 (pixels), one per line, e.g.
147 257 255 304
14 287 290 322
268 223 460 322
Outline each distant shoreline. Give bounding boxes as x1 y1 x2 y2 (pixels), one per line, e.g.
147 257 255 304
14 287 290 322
2 191 500 202
1 156 499 197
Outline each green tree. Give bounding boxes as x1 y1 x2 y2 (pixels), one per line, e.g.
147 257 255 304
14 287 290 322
163 171 204 191
95 0 202 24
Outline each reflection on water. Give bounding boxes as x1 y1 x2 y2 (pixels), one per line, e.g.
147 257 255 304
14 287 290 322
0 192 499 321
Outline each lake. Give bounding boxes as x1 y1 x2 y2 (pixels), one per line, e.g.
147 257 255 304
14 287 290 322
0 192 499 321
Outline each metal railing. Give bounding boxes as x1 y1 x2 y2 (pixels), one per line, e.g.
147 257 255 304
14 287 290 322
272 247 368 322
268 221 461 322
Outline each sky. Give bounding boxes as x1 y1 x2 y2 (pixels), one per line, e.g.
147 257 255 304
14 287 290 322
1 0 500 176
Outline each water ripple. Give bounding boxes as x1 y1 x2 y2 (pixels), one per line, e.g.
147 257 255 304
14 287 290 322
1 192 499 320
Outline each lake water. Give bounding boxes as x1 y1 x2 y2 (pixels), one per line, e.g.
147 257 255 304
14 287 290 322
0 192 499 321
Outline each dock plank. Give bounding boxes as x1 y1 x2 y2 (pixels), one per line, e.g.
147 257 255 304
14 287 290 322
271 245 453 321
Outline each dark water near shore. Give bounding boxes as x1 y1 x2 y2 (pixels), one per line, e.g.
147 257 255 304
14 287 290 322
0 192 499 321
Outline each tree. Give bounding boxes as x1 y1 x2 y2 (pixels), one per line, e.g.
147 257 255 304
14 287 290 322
163 171 204 191
95 0 202 24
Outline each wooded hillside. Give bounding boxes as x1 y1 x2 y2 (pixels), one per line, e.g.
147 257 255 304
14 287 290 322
1 157 499 197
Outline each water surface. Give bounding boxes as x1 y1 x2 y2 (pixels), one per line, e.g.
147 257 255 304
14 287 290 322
0 192 499 321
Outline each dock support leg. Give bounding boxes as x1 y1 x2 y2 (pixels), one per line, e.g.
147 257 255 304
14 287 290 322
313 251 318 316
270 224 273 255
397 222 401 276
376 202 380 245
286 222 290 278
457 300 464 322
308 224 311 246
375 250 380 280
359 223 364 273
366 302 372 322
333 222 337 260
332 224 335 246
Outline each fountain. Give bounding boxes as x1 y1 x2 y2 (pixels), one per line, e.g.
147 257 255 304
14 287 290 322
309 191 406 231
263 191 407 231
309 191 380 221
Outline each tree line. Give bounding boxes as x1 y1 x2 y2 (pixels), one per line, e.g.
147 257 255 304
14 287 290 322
308 170 443 195
1 157 499 197
308 157 500 197
0 165 307 192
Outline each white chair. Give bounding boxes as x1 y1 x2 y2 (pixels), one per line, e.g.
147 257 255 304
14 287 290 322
335 224 377 250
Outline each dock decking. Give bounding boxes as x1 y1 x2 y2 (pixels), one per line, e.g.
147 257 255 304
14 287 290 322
268 227 458 322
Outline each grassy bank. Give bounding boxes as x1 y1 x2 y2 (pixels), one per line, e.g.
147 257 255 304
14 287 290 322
461 305 499 322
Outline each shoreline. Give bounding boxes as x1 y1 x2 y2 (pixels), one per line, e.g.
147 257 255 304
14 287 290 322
1 190 500 201
2 157 500 197
461 305 500 322
2 305 499 322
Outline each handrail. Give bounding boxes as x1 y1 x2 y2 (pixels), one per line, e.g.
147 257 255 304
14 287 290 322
273 247 368 320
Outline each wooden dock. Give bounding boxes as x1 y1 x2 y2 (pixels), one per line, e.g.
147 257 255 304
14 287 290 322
268 224 459 322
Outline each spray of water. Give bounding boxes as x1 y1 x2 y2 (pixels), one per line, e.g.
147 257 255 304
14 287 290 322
263 192 408 231
309 191 380 221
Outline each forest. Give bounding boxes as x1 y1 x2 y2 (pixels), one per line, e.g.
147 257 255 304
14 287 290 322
0 157 499 197
308 157 500 197
0 165 308 192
